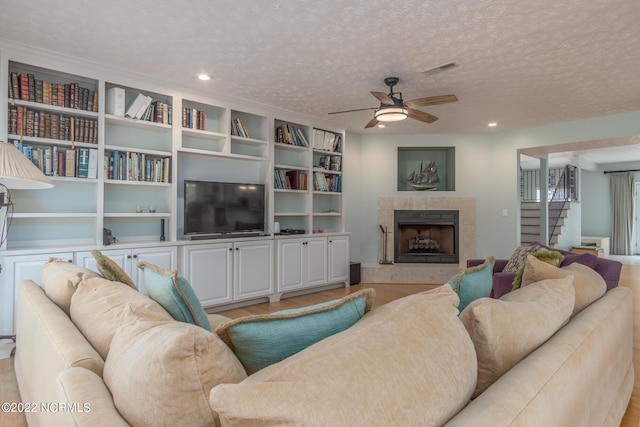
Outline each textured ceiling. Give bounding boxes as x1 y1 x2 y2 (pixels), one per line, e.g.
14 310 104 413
1 0 639 152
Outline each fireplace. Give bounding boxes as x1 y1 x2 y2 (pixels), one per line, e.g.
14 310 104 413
394 210 459 264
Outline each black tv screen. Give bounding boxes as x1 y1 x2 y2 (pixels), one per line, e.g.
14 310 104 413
184 180 265 236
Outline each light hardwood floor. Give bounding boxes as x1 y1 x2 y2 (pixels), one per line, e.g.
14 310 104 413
1 259 639 427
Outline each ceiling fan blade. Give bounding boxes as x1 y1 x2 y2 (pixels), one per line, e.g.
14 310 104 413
365 117 379 128
407 108 438 123
371 91 394 105
328 107 377 115
404 94 458 108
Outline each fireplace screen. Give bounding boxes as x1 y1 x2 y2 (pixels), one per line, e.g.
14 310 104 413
394 210 459 264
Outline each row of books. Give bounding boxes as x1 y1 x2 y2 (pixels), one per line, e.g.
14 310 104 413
8 105 98 144
275 124 309 147
231 118 250 138
13 141 97 178
274 169 307 190
317 155 342 172
8 72 98 112
107 150 170 183
313 171 341 192
313 129 342 153
182 107 206 130
124 93 172 125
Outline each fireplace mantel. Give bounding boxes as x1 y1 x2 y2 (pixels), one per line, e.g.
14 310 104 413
363 196 476 284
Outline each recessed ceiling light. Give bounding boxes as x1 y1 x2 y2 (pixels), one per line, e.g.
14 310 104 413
198 74 211 81
488 122 498 127
377 124 386 128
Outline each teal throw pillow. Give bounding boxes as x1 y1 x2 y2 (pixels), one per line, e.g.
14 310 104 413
137 261 211 331
448 256 495 312
215 288 376 374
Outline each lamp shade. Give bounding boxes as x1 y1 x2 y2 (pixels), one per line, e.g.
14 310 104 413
374 106 408 122
0 142 54 189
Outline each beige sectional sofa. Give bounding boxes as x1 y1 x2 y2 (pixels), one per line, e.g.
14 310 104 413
14 257 634 427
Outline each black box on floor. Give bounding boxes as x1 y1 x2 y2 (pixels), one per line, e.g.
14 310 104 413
350 262 361 285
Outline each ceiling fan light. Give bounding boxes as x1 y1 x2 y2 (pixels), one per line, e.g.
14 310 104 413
374 106 408 122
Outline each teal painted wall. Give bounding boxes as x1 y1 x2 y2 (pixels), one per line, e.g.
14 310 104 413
344 111 640 264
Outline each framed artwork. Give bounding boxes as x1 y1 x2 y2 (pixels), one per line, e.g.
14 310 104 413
397 147 455 191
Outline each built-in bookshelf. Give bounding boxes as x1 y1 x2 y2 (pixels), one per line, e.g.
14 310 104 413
5 61 100 248
311 129 343 234
272 121 344 235
103 82 173 243
230 110 268 159
1 50 345 251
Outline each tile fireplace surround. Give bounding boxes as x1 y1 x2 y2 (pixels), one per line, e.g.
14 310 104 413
363 196 476 284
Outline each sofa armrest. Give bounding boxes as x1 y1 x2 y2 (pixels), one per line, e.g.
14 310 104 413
491 272 516 298
594 258 623 291
57 367 130 427
466 259 509 274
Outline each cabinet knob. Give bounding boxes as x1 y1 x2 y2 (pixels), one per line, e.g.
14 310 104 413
133 254 138 259
127 255 132 259
229 248 233 251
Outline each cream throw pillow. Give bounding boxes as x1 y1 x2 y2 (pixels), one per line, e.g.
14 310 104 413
70 275 172 359
210 284 477 427
41 258 100 315
521 254 606 315
104 307 247 427
459 277 575 398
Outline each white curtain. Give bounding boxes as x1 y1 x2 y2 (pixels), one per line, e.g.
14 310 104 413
610 172 635 255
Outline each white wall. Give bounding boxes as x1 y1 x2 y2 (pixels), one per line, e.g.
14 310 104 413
344 111 640 264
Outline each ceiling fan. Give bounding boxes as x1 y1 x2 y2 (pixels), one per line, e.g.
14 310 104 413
328 77 458 128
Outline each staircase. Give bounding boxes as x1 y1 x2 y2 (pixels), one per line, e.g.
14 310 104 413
520 201 571 247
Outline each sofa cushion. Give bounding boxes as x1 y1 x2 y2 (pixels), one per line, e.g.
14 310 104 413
137 261 211 331
104 306 247 427
215 288 375 374
521 254 606 315
512 250 563 290
41 258 100 316
70 275 172 359
210 284 477 426
448 256 495 312
502 244 546 273
90 249 136 289
459 277 575 397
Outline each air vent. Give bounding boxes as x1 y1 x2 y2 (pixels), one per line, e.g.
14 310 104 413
422 62 460 76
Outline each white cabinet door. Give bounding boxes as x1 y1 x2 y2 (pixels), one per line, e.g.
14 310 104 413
234 240 274 301
75 246 176 294
277 237 327 292
134 247 178 294
277 238 305 292
182 243 233 307
0 252 73 335
328 235 349 284
305 237 328 287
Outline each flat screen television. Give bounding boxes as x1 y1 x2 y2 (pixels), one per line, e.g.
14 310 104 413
184 180 265 237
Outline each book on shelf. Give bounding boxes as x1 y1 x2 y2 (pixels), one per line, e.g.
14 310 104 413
313 171 329 191
125 93 147 118
313 129 342 152
231 118 250 138
106 87 125 116
65 149 76 177
134 95 153 120
87 148 98 179
76 147 90 178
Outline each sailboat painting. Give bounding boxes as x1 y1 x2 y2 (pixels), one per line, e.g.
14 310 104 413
406 160 439 191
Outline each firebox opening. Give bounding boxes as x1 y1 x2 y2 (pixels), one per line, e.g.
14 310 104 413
393 210 459 264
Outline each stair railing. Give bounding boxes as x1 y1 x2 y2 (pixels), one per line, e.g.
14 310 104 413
548 165 576 242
